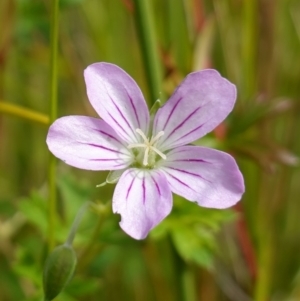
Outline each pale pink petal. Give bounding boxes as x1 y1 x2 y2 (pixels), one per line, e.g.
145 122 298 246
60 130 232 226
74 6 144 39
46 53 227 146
84 63 150 144
46 116 133 170
113 168 172 239
153 70 236 151
159 146 244 208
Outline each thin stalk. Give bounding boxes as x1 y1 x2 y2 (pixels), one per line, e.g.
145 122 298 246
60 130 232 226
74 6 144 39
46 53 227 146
65 202 92 246
254 233 273 301
133 0 164 104
181 264 197 301
48 0 60 251
0 102 49 125
241 0 258 99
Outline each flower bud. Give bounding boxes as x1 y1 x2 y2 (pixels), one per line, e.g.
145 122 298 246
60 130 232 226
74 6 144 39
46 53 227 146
43 244 77 301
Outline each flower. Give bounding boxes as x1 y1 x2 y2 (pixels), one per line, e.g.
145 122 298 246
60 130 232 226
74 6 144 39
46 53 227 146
47 62 244 240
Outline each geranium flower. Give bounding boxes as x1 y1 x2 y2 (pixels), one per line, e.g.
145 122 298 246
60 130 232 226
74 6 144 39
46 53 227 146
47 62 244 239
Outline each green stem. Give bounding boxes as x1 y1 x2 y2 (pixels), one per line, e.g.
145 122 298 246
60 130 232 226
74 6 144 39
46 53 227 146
0 102 49 125
181 264 197 301
241 0 258 99
254 233 273 301
48 0 60 251
133 0 164 104
65 202 92 246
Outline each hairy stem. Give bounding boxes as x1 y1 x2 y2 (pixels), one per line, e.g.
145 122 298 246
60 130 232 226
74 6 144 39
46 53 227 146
48 0 60 251
65 202 92 246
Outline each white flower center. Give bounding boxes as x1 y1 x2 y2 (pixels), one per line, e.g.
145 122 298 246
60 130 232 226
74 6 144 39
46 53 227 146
128 128 166 166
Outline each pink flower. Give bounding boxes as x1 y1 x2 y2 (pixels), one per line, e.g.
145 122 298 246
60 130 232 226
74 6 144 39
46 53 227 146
47 63 244 239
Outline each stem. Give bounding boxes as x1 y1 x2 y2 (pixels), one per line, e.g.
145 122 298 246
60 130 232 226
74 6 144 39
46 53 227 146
0 102 49 125
48 0 60 251
65 202 92 246
241 0 258 99
254 233 273 301
181 265 197 301
133 0 164 104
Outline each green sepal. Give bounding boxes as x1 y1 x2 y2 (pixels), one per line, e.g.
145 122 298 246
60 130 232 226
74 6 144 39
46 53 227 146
43 244 77 301
149 99 162 135
149 98 161 117
106 168 126 184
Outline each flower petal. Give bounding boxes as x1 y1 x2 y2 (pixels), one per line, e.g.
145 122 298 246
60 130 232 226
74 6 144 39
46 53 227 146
153 69 236 151
113 168 172 239
46 116 133 170
159 146 244 208
84 62 150 144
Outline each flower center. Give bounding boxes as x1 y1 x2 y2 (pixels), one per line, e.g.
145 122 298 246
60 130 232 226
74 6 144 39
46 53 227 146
128 128 166 166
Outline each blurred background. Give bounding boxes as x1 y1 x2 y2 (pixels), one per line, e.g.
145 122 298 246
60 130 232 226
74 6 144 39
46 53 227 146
1 0 300 300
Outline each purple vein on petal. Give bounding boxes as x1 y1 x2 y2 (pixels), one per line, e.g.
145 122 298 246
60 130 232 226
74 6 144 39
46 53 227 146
164 170 196 192
167 166 212 183
165 106 202 141
101 81 136 139
165 147 191 155
92 129 124 145
126 171 136 201
108 94 136 137
142 176 146 204
152 174 161 197
126 90 141 129
108 111 130 138
166 147 205 157
162 97 183 129
171 123 206 144
81 142 128 155
170 158 211 164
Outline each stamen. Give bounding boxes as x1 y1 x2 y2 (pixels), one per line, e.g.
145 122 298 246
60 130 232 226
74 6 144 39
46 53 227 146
135 128 148 142
128 143 146 149
128 128 167 166
151 147 167 160
150 131 165 145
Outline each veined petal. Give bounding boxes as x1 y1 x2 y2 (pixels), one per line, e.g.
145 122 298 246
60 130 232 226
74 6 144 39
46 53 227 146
113 168 172 239
84 63 150 144
153 70 236 151
159 146 244 208
46 116 133 170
